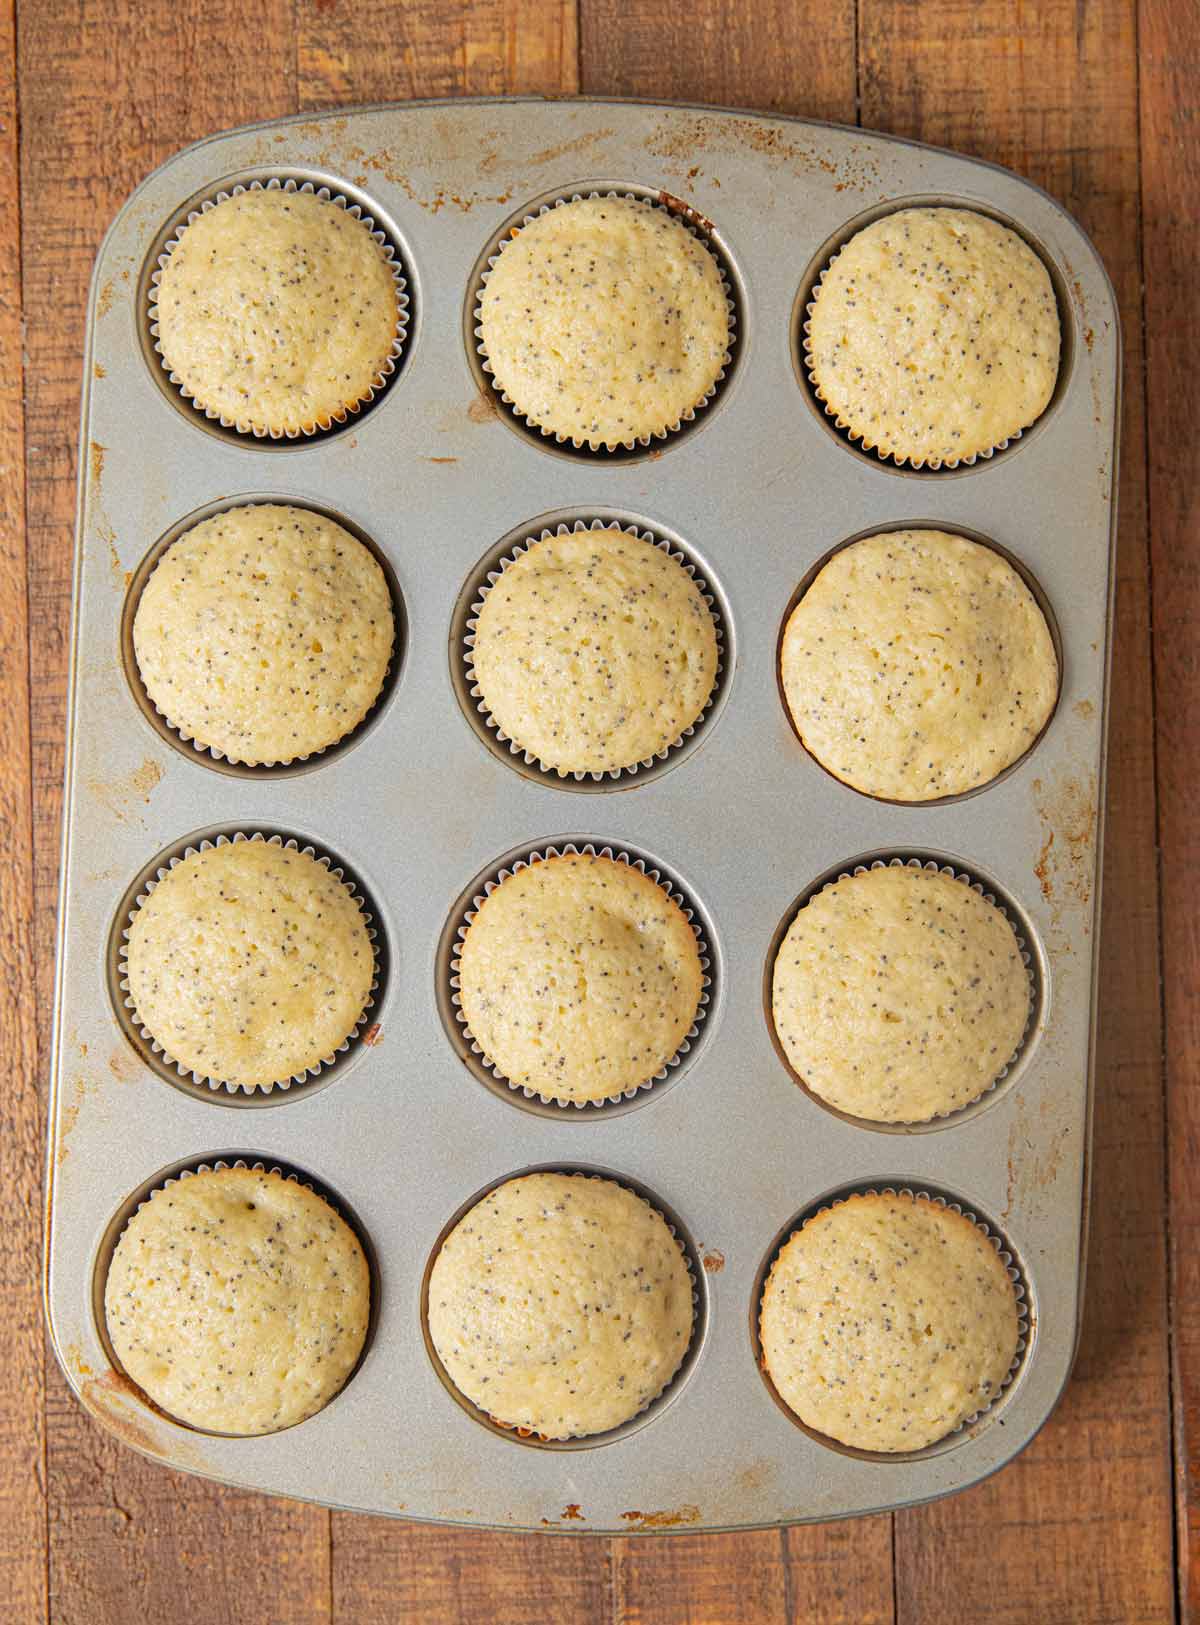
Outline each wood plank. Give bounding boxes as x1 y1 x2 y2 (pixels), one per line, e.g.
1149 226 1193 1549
576 7 897 1622
297 0 579 107
858 3 1175 1621
579 0 852 123
330 1523 612 1624
0 0 47 1619
1140 0 1200 1616
292 2 605 1617
16 6 332 1622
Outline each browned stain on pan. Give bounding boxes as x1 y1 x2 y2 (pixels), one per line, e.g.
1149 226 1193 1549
702 1249 726 1273
341 144 512 212
1005 1097 1071 1219
1031 768 1098 911
90 440 106 484
468 391 497 424
362 1023 384 1048
619 1504 702 1529
57 1073 99 1165
658 189 715 236
86 757 163 823
644 114 881 191
80 1370 170 1458
108 1047 137 1082
525 128 615 167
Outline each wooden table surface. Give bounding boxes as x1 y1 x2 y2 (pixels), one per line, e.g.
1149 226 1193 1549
2 1 1195 1619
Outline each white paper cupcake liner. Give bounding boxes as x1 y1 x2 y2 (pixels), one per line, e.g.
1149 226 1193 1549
148 177 410 439
102 1157 373 1436
116 831 380 1095
778 855 1039 1127
473 190 737 452
449 842 712 1110
759 1184 1030 1454
131 501 399 771
430 1167 701 1445
802 249 1022 471
463 517 726 782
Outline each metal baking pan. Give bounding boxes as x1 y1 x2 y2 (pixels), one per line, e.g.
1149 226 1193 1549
45 96 1118 1532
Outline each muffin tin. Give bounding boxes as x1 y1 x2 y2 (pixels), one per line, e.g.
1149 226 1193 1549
46 97 1118 1531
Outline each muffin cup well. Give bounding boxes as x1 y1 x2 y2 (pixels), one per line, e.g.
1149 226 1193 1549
114 831 381 1097
471 189 738 454
124 498 403 776
768 855 1041 1130
798 202 1066 473
421 1165 703 1449
774 521 1063 807
447 843 713 1112
755 1183 1031 1460
462 517 726 783
96 1155 378 1438
147 176 410 440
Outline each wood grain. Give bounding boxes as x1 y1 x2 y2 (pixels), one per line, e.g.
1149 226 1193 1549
17 7 331 1622
579 0 854 123
0 0 47 1620
5 0 1191 1618
297 0 579 107
578 7 898 1618
1140 0 1200 1616
860 1 1174 1620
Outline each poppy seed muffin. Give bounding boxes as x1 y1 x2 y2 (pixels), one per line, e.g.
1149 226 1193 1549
470 528 719 775
124 838 374 1090
759 1191 1020 1452
806 207 1060 466
428 1171 693 1438
780 529 1058 801
456 851 703 1104
105 1166 369 1434
478 196 729 447
771 864 1029 1122
154 188 400 435
133 505 394 766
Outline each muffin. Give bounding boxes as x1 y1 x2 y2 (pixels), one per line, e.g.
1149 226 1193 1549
428 1171 693 1438
470 527 719 775
123 838 375 1091
105 1166 369 1434
153 187 401 435
806 206 1060 466
771 864 1029 1122
134 504 395 766
478 196 730 448
760 1191 1020 1451
456 851 703 1105
780 529 1057 801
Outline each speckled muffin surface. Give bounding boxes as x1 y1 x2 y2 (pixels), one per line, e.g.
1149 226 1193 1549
133 505 394 766
771 865 1029 1122
154 189 399 435
479 197 729 447
471 528 719 775
124 840 374 1090
806 207 1060 466
760 1192 1019 1452
456 852 703 1104
428 1172 693 1438
105 1166 369 1435
780 529 1057 801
